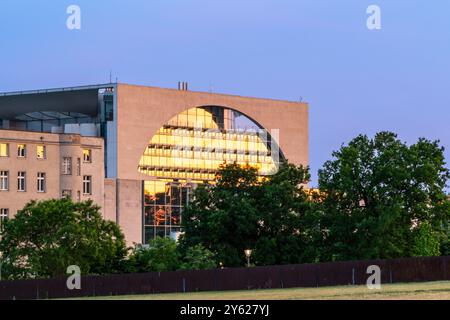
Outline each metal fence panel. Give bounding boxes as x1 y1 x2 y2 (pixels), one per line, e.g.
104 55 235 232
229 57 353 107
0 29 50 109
0 256 448 300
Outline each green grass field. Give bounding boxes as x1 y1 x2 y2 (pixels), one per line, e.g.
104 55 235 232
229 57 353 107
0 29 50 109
78 281 450 300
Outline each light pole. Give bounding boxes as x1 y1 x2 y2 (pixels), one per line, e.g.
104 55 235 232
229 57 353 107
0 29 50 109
244 249 252 268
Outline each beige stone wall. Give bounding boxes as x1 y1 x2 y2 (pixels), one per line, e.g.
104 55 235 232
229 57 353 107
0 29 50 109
116 179 142 245
103 178 117 223
0 130 104 217
78 136 105 208
116 84 309 181
113 84 309 245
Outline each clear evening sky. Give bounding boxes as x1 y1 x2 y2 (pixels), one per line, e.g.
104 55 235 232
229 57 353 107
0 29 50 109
1 0 449 188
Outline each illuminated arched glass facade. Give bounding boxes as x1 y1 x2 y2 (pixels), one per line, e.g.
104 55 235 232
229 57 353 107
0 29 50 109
139 106 283 243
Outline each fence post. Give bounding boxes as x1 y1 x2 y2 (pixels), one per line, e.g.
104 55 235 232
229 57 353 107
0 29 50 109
182 278 186 293
443 256 449 281
389 267 393 284
315 265 319 288
352 268 355 285
214 270 217 291
279 267 284 289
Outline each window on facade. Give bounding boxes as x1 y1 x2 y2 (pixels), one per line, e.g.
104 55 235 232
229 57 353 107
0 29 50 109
139 106 285 242
62 189 72 199
17 144 26 158
143 181 190 243
0 143 9 157
77 190 81 202
37 172 46 193
62 157 72 175
37 145 46 159
0 208 9 232
83 149 92 163
17 171 26 192
83 175 92 195
138 106 281 181
77 158 81 176
0 171 8 191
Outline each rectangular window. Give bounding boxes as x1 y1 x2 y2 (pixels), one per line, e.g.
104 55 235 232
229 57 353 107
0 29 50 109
17 171 26 192
0 171 8 191
83 175 92 195
0 208 9 232
83 149 92 163
62 157 72 175
62 189 72 199
17 144 26 158
0 143 9 157
37 145 46 159
77 158 81 176
37 172 46 193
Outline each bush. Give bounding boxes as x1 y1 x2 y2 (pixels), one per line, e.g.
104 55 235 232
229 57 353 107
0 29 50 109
179 244 217 270
128 237 180 272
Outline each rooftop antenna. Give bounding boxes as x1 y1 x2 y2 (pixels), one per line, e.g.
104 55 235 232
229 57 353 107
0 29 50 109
299 96 303 102
109 70 112 84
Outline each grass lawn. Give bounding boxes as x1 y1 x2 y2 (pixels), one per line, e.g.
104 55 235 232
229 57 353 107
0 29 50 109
77 281 450 300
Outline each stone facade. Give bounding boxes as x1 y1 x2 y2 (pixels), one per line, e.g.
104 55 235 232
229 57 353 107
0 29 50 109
0 83 308 245
0 130 104 216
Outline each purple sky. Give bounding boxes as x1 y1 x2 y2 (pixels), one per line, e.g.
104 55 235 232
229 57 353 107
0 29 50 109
1 0 449 188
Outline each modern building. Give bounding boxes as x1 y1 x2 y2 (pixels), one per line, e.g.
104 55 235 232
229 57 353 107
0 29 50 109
0 83 308 245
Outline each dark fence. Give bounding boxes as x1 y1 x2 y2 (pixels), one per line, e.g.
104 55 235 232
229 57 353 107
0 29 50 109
0 256 448 300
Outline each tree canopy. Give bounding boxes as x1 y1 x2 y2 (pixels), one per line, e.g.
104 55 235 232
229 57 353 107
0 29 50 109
0 199 127 279
179 163 316 267
317 131 450 261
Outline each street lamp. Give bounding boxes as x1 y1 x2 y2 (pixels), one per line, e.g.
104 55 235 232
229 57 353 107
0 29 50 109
244 249 252 268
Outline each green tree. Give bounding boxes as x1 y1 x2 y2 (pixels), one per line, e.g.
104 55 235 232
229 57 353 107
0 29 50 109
0 199 127 280
128 237 179 272
180 163 316 267
179 164 260 267
179 244 217 270
318 132 450 261
253 163 318 265
411 221 441 257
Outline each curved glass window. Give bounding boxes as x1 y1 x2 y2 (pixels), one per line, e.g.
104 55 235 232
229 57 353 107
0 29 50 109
139 106 284 243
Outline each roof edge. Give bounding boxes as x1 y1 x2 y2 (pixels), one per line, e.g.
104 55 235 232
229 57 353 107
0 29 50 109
0 82 308 105
117 83 308 105
0 83 116 97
